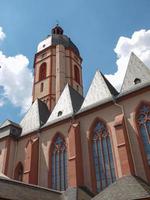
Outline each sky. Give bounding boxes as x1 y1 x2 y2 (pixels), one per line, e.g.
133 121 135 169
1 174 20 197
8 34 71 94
0 0 150 124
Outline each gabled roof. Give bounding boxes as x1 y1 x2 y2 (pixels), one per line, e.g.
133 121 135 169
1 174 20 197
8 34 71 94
20 99 50 136
92 176 150 200
80 70 118 111
120 52 150 93
45 84 84 126
0 119 21 139
0 119 20 129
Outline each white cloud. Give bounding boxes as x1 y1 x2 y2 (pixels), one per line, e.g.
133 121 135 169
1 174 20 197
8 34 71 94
0 27 33 114
0 99 4 107
105 29 150 91
0 27 6 41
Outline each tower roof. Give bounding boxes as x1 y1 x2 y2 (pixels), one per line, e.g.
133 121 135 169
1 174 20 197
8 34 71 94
37 26 80 56
45 84 84 126
120 52 150 94
20 99 50 135
80 70 118 111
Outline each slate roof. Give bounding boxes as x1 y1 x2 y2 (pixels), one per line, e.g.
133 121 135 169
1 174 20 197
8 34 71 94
20 99 50 136
0 176 62 200
0 175 93 200
37 34 80 56
0 119 21 139
45 84 84 126
120 52 150 93
0 119 21 129
80 70 118 111
92 176 150 200
63 187 94 200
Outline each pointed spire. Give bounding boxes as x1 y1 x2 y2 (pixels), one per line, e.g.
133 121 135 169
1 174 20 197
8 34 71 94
46 84 84 125
81 70 118 110
121 52 150 93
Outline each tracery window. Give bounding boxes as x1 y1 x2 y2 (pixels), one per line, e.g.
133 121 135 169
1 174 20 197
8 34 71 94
39 62 47 81
51 135 68 191
92 121 116 192
14 162 24 181
136 104 150 165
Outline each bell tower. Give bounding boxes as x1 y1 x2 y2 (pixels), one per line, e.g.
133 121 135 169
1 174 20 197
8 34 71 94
32 25 83 112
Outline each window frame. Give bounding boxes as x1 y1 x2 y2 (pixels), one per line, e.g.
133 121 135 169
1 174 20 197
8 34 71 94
14 162 24 181
74 65 80 84
135 101 150 181
88 118 116 193
49 133 68 191
39 62 47 81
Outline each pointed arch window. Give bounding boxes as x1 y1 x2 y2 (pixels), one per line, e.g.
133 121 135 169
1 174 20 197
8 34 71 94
91 121 116 192
136 104 150 165
51 135 68 191
74 65 80 84
39 62 47 81
14 162 24 181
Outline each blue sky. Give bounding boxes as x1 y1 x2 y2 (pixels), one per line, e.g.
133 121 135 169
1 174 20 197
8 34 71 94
0 0 150 123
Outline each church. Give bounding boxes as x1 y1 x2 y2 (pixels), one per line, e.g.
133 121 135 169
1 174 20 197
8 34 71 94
0 25 150 200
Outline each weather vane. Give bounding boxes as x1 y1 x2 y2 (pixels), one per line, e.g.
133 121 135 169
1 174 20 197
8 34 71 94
56 20 60 26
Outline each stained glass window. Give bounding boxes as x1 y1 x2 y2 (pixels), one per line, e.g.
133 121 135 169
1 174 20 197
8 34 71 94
137 104 150 165
51 135 68 191
92 121 116 192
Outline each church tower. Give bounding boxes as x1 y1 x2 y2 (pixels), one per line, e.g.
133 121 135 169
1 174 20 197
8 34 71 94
32 25 83 112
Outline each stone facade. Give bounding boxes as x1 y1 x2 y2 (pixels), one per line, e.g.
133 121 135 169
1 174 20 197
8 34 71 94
0 25 150 200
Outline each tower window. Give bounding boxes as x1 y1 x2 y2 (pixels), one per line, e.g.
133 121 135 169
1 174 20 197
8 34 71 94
91 121 116 192
74 65 80 84
134 78 141 85
39 62 47 81
40 82 44 92
51 135 68 191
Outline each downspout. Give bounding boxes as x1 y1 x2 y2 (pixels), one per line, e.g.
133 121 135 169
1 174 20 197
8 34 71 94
112 96 136 173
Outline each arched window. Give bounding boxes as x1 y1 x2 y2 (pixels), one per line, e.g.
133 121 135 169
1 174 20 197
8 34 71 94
14 162 24 181
74 65 80 84
136 104 150 165
51 135 68 191
39 62 47 81
91 121 116 192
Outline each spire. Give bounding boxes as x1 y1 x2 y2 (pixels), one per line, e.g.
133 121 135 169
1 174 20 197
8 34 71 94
80 70 118 110
120 52 150 93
